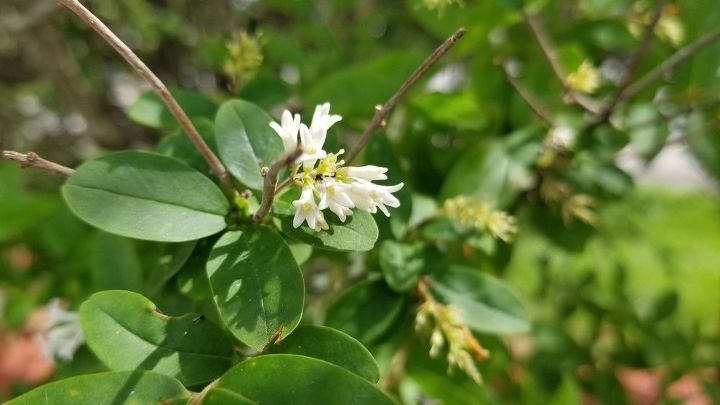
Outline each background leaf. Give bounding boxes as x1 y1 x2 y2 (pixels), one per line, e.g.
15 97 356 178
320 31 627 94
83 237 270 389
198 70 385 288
430 266 530 335
325 278 406 345
127 88 217 130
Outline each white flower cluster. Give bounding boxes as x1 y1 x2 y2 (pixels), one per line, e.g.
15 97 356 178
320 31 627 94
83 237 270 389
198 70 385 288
270 103 404 231
39 299 84 362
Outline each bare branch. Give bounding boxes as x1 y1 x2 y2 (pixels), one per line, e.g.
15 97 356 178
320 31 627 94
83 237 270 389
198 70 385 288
56 0 233 191
522 10 600 114
345 28 467 164
2 150 75 177
593 0 666 125
623 27 720 100
500 61 553 125
253 148 303 223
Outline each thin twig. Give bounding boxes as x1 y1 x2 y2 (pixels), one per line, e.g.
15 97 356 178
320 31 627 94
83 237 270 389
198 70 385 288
2 151 75 177
500 61 553 125
522 10 599 114
253 148 303 223
56 0 233 191
591 0 666 128
623 27 720 100
345 28 467 164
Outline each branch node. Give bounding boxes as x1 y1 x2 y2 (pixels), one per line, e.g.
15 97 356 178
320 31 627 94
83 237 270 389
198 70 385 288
253 148 303 223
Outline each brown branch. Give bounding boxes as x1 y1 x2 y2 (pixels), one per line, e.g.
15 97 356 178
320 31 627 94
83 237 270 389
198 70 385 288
345 28 467 164
2 151 75 177
56 0 233 191
522 10 599 114
253 148 303 223
592 0 666 127
623 26 720 101
500 61 553 125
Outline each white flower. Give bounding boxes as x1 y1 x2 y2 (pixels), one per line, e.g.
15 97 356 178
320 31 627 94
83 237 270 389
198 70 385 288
317 178 354 222
292 186 329 231
298 123 328 167
346 165 388 182
347 180 404 217
40 299 84 362
269 110 302 154
309 102 342 137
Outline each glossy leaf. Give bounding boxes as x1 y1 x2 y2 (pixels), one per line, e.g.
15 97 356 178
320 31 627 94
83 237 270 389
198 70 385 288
6 371 190 405
127 88 217 130
80 290 233 386
274 201 379 252
215 99 283 190
206 227 304 350
325 278 405 345
430 266 530 335
204 354 394 405
62 151 229 242
269 325 380 382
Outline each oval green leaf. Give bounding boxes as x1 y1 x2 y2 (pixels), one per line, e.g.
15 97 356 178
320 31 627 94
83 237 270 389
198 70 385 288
379 240 424 292
6 371 190 405
62 151 230 242
215 99 283 190
325 278 405 345
268 325 380 383
206 227 304 350
204 354 394 405
157 118 218 174
80 290 233 386
429 266 530 335
273 201 379 252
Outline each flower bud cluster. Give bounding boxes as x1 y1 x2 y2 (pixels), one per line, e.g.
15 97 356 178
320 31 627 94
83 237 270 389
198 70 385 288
416 279 489 384
443 196 518 242
270 103 404 231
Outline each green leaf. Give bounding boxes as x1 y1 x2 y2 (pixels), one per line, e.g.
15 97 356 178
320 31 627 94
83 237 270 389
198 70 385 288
274 201 379 252
441 127 542 208
62 151 229 242
204 354 394 405
206 227 304 350
90 231 143 292
325 278 405 345
306 50 427 117
215 99 283 190
156 118 218 173
80 290 233 386
379 240 424 292
6 371 190 405
127 88 217 130
430 266 530 335
269 325 380 383
145 240 197 296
